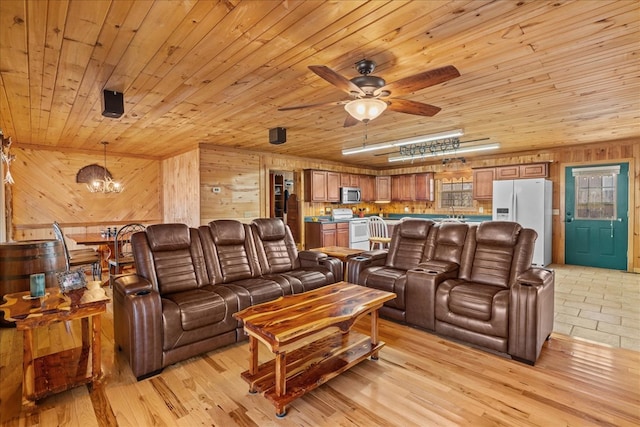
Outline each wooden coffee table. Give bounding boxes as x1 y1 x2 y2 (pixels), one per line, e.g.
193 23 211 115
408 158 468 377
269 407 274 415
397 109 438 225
0 284 110 407
233 281 396 417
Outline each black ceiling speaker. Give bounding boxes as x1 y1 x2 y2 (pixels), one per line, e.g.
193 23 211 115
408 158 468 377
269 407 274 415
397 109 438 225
269 127 286 144
102 89 124 118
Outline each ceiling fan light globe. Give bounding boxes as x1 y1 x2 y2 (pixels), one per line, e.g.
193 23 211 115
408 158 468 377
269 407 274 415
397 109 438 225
344 99 387 122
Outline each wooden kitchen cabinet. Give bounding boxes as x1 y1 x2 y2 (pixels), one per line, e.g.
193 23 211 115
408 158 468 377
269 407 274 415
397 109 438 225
336 222 349 247
340 173 359 188
304 170 327 202
304 170 340 202
472 168 495 200
495 165 520 180
327 172 340 202
495 163 548 180
519 163 548 178
392 174 416 201
414 172 434 201
305 222 336 249
375 176 391 202
360 175 375 202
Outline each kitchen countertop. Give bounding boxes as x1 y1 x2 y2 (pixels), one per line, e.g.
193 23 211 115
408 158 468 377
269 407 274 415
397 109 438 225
304 214 492 224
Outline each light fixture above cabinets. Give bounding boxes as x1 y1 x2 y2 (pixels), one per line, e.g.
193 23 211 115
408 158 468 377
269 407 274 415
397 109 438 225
388 142 500 163
342 129 464 156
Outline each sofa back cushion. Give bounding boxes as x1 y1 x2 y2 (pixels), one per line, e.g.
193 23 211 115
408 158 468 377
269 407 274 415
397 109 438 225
134 224 209 295
428 222 469 265
251 218 299 274
203 220 260 283
385 219 434 271
461 221 536 288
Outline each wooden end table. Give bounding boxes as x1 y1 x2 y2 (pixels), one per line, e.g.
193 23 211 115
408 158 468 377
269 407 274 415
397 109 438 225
309 246 368 280
233 281 396 417
0 284 110 408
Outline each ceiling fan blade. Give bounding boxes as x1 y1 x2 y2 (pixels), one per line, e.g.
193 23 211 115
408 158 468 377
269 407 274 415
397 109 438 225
278 99 348 111
375 65 460 97
386 99 442 116
309 65 365 96
343 114 359 127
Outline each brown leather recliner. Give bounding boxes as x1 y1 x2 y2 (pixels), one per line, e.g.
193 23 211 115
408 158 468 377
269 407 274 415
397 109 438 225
405 221 471 330
113 223 239 380
348 220 554 365
114 219 341 380
346 219 435 322
434 221 554 364
250 218 342 292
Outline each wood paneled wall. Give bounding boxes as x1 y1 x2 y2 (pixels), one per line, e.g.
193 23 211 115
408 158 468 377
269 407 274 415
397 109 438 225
183 139 639 272
9 147 161 241
199 145 261 225
162 149 200 227
6 139 639 271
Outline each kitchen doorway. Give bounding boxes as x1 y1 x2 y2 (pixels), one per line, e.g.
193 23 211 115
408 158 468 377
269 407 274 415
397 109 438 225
269 170 300 246
565 163 629 270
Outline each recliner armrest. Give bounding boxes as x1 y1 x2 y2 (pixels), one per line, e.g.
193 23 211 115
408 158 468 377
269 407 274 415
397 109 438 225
318 257 343 282
509 268 555 365
517 268 554 287
416 260 459 274
406 266 459 330
113 273 163 380
298 250 327 264
113 273 153 296
346 251 388 284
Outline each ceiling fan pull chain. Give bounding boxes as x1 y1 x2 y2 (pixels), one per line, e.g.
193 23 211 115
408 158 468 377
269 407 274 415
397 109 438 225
362 121 368 148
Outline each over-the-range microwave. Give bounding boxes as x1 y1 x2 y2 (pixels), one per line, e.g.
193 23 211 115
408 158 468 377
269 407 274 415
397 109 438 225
340 187 361 204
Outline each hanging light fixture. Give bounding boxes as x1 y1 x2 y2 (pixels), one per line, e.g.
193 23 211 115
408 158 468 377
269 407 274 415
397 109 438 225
344 98 387 122
87 141 123 193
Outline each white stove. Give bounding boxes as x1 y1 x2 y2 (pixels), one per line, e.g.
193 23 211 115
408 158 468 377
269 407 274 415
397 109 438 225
332 209 369 250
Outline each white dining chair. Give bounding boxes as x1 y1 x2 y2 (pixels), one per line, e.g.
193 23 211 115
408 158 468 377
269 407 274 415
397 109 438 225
367 216 391 250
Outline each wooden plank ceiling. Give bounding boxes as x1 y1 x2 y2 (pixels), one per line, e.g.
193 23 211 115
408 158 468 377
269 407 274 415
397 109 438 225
0 0 638 169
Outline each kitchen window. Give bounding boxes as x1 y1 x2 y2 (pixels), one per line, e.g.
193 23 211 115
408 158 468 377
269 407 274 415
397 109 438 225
438 179 473 208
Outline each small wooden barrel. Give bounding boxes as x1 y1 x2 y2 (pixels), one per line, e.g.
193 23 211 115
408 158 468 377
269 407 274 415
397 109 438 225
0 240 66 325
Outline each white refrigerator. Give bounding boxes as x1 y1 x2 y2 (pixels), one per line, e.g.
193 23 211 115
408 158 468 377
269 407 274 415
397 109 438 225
492 178 552 267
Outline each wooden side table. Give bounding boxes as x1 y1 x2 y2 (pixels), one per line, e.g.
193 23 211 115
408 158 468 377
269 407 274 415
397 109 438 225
0 284 110 407
309 246 367 280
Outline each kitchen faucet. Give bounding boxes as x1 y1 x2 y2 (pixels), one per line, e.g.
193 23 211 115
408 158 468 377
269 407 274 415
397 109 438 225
449 206 456 218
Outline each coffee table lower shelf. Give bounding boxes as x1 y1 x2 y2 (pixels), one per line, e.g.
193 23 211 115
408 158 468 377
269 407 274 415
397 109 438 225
240 331 384 416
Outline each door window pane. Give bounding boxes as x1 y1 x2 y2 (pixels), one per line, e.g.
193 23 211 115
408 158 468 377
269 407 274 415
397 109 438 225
574 170 617 219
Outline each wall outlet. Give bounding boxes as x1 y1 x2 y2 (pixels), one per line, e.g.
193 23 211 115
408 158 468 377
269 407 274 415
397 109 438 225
478 207 484 213
552 209 560 215
212 187 221 193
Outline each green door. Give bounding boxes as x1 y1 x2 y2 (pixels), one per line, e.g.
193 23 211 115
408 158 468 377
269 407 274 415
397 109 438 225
565 163 628 270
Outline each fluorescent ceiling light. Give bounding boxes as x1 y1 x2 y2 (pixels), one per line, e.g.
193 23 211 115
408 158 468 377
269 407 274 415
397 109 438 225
388 143 500 162
342 129 464 156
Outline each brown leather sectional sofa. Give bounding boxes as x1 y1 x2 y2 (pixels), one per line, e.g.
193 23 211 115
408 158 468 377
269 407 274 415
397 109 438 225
113 218 341 380
347 219 555 365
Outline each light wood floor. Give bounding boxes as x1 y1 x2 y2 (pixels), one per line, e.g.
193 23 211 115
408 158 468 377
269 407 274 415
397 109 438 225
1 288 639 427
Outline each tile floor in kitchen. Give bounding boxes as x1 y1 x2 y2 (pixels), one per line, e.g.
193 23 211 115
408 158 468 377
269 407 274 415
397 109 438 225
552 263 640 351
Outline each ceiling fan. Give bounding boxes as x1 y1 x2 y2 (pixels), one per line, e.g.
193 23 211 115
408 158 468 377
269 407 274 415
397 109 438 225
278 59 460 127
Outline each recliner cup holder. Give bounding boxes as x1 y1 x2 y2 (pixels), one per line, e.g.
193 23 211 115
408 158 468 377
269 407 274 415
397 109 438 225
135 290 150 296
